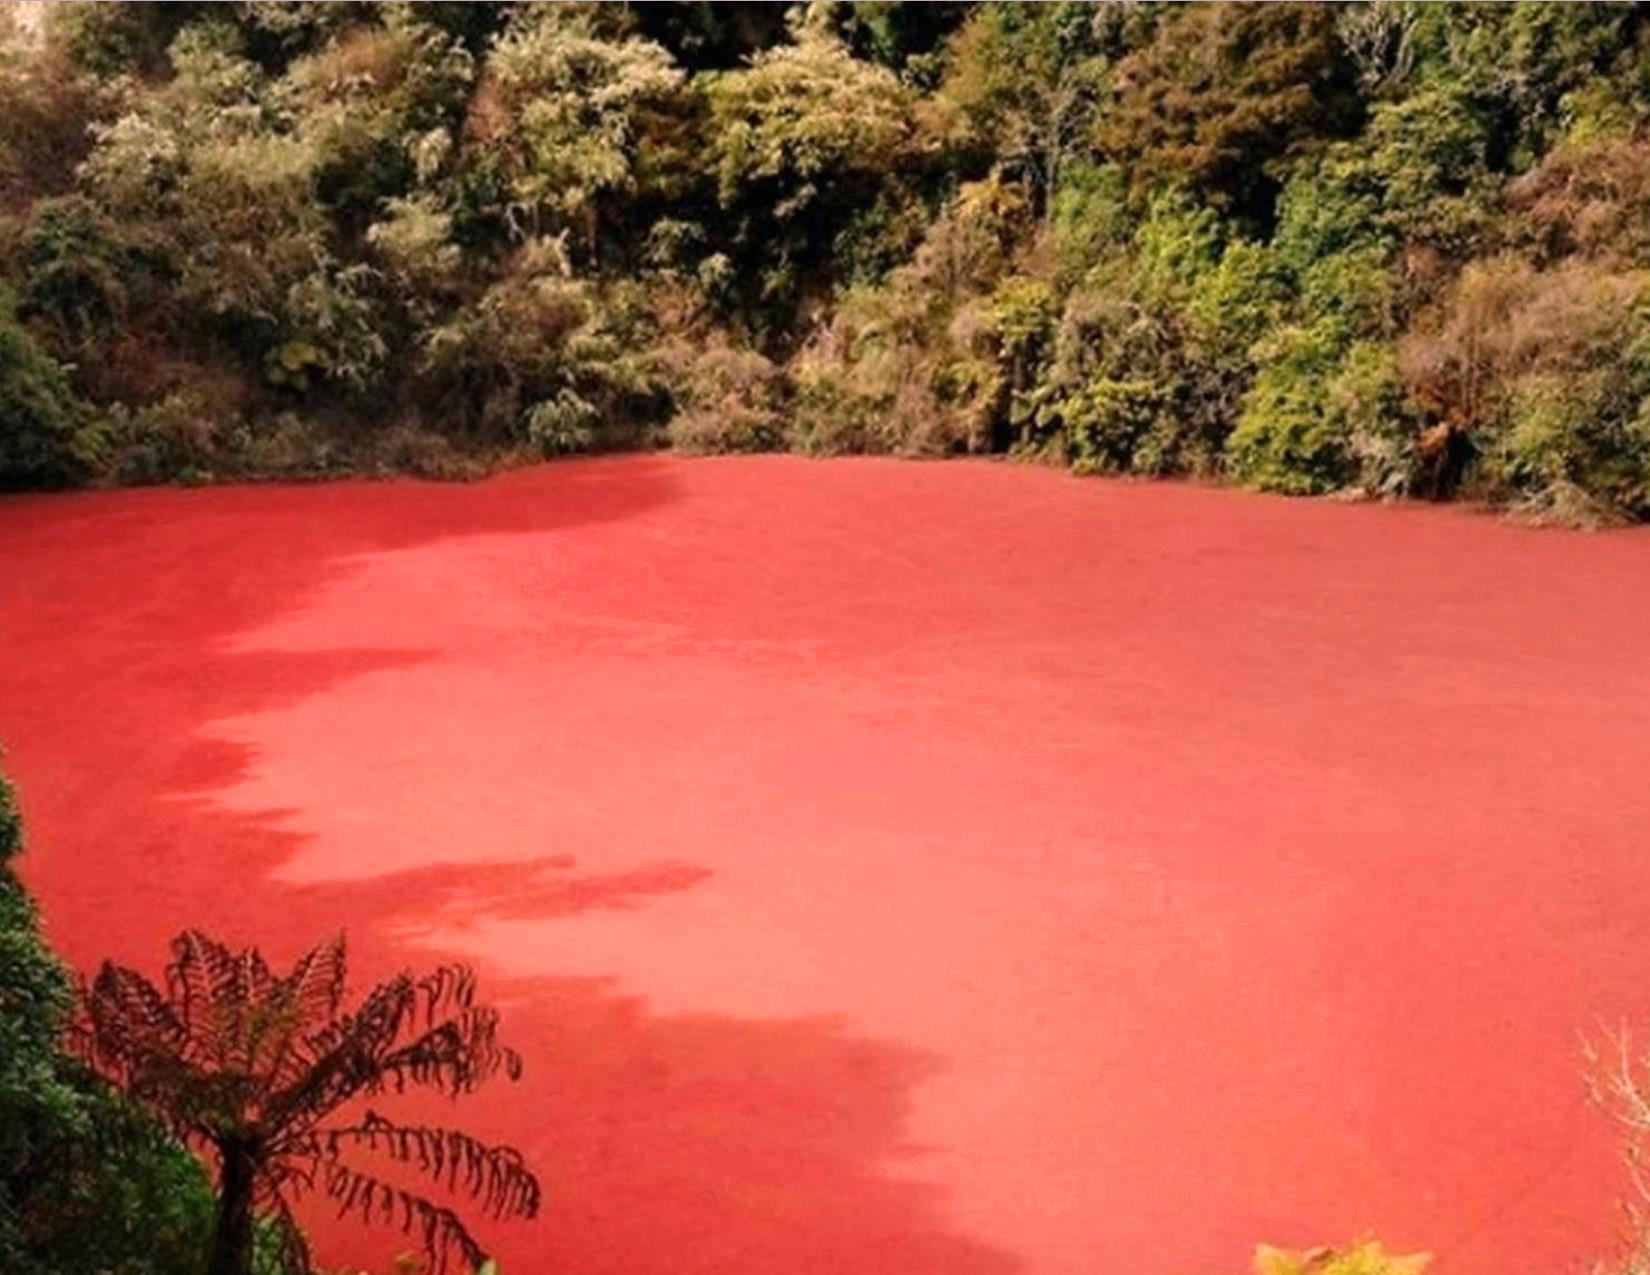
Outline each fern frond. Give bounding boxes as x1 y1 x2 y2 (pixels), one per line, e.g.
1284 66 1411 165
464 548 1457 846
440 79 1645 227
319 1161 490 1275
284 1111 540 1221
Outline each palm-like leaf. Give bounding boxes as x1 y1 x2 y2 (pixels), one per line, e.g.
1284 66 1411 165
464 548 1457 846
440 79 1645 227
71 931 540 1275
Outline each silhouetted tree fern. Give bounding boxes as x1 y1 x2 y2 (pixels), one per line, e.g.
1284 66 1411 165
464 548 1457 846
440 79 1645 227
71 930 540 1275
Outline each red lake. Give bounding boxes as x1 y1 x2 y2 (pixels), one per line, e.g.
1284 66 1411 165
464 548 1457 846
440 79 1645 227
4 455 1649 1275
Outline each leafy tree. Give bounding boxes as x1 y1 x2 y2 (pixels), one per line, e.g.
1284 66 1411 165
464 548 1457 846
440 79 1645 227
469 6 685 257
1030 194 1284 477
74 930 541 1275
1351 85 1500 255
1099 2 1361 227
420 236 660 450
941 3 1120 219
19 195 136 346
71 21 387 395
281 10 477 230
703 20 926 326
1226 321 1357 496
1404 2 1645 165
783 176 1031 457
50 1 211 78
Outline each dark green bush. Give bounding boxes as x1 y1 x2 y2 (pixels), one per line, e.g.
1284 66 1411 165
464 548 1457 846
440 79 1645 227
0 766 216 1275
0 291 100 489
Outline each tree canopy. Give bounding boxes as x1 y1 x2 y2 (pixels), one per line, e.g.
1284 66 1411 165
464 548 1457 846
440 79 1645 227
6 0 1650 520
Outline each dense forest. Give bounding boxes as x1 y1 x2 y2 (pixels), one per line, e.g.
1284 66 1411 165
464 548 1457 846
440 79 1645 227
3 1 1650 522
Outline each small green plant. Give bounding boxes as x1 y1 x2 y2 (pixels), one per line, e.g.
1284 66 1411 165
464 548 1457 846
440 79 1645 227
525 388 598 457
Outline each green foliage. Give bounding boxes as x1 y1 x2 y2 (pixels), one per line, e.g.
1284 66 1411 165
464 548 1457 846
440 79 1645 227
1057 377 1161 475
50 2 205 78
1028 196 1284 477
420 238 659 450
1227 322 1356 496
1396 257 1650 520
0 289 100 489
1407 2 1642 164
71 24 364 389
1 765 216 1275
1186 239 1288 357
1358 86 1500 255
703 22 925 322
663 336 787 454
790 304 971 457
781 175 1028 457
941 3 1119 214
474 7 683 254
1272 81 1499 298
1099 3 1361 224
76 929 540 1275
282 9 475 222
989 274 1057 398
2 0 1650 519
20 196 134 343
1049 161 1129 283
1328 340 1420 499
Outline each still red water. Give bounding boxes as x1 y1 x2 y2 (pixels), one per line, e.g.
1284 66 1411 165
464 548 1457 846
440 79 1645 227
3 455 1649 1274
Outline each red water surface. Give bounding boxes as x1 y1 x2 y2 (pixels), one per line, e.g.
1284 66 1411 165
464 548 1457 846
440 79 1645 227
3 455 1650 1275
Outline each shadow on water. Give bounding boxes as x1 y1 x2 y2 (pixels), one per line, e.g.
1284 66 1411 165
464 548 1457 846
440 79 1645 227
439 973 1019 1275
0 457 1020 1275
283 853 716 931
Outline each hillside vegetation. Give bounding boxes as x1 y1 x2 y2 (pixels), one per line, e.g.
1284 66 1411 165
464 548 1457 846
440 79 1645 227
5 1 1650 523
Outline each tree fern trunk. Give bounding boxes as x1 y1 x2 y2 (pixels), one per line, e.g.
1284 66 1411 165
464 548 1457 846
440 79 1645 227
207 1140 257 1275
